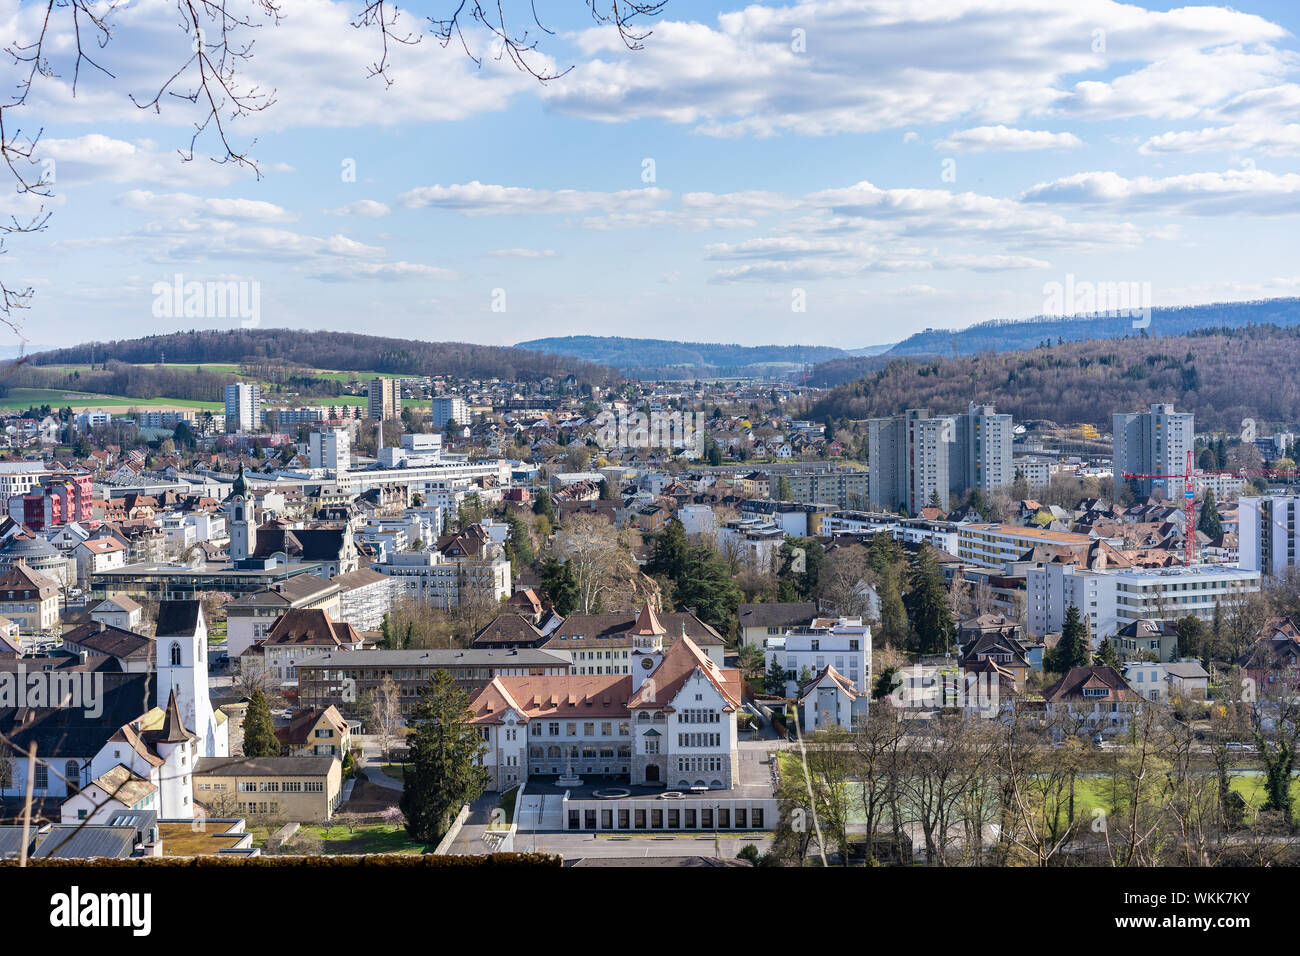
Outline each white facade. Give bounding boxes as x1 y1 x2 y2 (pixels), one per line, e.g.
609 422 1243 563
225 382 262 433
1238 495 1300 576
678 504 719 537
764 617 871 696
1113 403 1194 499
432 396 470 428
1122 661 1168 704
309 428 351 472
1028 564 1261 640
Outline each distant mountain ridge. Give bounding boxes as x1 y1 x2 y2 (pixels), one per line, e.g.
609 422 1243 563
514 335 846 379
25 328 619 384
810 297 1300 386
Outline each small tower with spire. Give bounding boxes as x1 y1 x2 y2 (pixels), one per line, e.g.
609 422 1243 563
226 462 258 563
629 600 666 691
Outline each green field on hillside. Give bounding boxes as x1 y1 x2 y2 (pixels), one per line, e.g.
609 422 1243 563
0 387 223 412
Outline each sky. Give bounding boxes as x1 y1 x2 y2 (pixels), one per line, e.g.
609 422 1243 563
4 0 1300 351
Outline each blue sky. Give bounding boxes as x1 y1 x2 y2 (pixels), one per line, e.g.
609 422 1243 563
5 0 1300 350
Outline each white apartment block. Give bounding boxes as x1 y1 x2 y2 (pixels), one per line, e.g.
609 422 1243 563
309 428 351 472
0 462 48 504
957 523 1096 569
1238 495 1300 576
1028 563 1261 640
224 382 262 433
1113 403 1194 499
431 396 470 428
955 403 1013 495
820 511 960 554
677 504 719 537
378 550 511 606
717 518 785 574
764 617 871 697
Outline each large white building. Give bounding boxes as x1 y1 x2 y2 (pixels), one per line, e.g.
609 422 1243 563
469 606 743 792
431 396 470 428
1238 495 1300 576
224 382 262 433
954 403 1013 496
309 428 351 472
1028 563 1261 641
378 550 511 607
869 404 1014 513
763 616 872 701
1113 403 1194 500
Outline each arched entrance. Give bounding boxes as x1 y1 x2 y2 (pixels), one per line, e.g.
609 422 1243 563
645 764 660 783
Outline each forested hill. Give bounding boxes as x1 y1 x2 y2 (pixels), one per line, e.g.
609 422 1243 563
28 328 619 385
515 335 846 378
803 325 1300 431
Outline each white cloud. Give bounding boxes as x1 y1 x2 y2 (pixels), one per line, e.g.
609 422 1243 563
488 248 558 258
35 134 253 188
326 199 392 218
543 0 1289 137
397 181 669 215
1021 168 1300 215
116 189 298 223
936 126 1083 153
313 261 458 281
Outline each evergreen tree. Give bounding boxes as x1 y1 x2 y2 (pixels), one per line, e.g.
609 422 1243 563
505 512 534 567
539 556 580 615
242 690 280 757
876 563 908 645
532 489 555 520
1094 637 1121 669
764 657 789 696
1046 605 1091 673
400 670 490 844
776 476 793 501
646 517 689 582
903 544 954 655
1198 489 1223 539
673 544 742 634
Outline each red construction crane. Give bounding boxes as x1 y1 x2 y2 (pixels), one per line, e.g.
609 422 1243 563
1123 449 1298 565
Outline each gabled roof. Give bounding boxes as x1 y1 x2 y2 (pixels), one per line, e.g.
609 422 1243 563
1042 666 1141 702
472 613 548 648
797 664 859 702
627 635 741 711
260 608 362 649
275 705 349 746
89 763 158 805
738 601 817 629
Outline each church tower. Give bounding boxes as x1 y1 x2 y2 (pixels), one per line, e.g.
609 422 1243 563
156 600 225 757
227 463 258 563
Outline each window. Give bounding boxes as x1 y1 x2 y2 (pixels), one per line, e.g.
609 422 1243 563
169 642 182 666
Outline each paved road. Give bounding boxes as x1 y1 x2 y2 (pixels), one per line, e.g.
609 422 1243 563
447 792 503 855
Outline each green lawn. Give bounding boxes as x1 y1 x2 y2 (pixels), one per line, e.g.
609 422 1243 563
301 823 425 854
380 763 409 782
0 387 223 412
